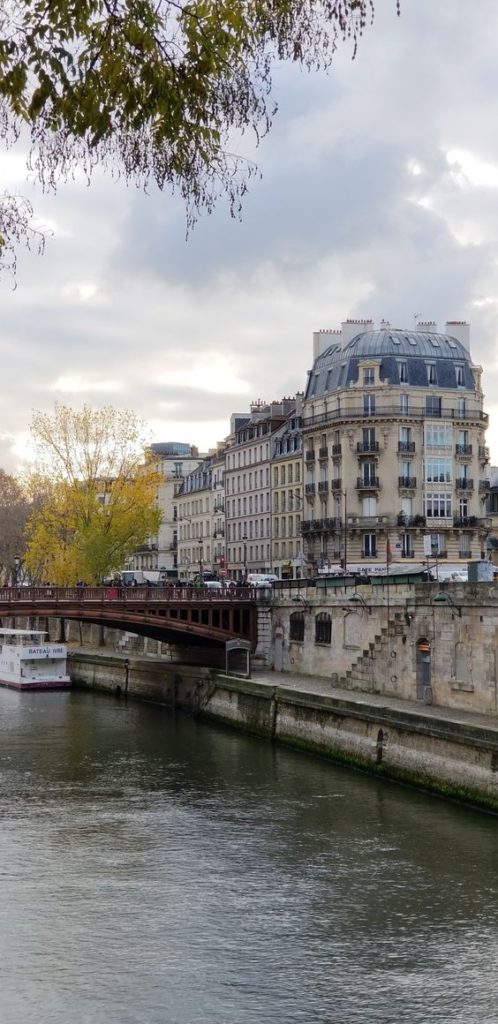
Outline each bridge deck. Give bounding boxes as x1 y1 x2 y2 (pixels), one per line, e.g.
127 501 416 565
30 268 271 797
0 587 259 647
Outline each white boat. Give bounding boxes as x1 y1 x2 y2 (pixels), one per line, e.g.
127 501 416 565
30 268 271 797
0 628 70 690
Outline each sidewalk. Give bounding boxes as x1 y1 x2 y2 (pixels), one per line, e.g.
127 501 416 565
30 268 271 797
251 667 498 736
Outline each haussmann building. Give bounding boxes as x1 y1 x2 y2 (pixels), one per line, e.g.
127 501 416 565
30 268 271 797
301 318 491 572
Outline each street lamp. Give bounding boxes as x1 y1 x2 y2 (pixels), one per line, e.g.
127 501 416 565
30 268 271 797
12 554 21 587
242 532 248 581
198 538 203 578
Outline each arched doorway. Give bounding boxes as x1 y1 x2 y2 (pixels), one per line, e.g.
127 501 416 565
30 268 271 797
416 637 432 702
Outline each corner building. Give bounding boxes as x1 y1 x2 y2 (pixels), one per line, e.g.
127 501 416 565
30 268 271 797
301 319 491 570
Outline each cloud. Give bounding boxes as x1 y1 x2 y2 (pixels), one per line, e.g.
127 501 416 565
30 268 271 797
1 0 498 468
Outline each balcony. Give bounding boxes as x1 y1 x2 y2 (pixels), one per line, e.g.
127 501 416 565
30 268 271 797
398 476 417 489
301 517 341 535
453 515 478 527
347 514 389 529
356 476 379 491
397 514 426 527
305 450 315 463
479 480 491 492
398 441 415 453
331 479 342 491
318 446 328 460
479 446 490 462
332 444 342 456
425 517 453 528
456 478 474 491
455 444 472 456
213 527 225 538
318 481 329 493
357 441 379 454
213 502 225 513
302 405 488 427
305 483 316 495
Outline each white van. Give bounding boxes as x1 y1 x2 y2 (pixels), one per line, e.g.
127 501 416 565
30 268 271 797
246 573 278 589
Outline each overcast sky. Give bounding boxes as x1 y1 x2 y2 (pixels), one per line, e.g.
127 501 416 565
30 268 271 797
2 0 498 470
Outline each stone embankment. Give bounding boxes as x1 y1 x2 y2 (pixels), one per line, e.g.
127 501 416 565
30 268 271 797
69 648 498 813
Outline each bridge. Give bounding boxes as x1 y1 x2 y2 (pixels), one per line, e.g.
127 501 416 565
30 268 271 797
1 586 259 648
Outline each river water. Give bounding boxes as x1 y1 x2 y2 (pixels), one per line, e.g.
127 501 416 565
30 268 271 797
0 687 497 1024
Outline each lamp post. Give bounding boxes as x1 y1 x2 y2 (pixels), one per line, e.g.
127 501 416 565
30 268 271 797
242 532 248 582
341 490 348 575
198 538 203 579
12 554 21 587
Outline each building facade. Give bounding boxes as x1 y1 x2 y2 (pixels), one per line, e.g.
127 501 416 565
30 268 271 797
224 399 296 579
301 319 491 571
130 442 202 575
271 399 304 578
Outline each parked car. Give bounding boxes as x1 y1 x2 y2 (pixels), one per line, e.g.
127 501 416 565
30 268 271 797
203 580 223 591
246 573 278 588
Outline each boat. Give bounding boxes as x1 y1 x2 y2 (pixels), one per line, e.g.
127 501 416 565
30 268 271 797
0 628 70 690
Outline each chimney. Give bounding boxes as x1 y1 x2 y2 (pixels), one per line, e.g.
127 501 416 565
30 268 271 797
340 319 374 346
313 328 342 361
445 320 470 351
416 320 438 332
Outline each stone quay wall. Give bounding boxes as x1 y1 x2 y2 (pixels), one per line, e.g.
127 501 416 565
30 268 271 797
269 580 498 715
69 651 498 811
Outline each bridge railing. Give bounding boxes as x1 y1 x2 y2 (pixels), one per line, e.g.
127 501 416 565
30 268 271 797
0 586 255 604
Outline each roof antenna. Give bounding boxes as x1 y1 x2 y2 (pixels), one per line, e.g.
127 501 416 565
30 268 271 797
414 312 421 328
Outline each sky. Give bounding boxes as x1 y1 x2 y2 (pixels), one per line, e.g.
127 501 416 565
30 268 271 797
2 0 498 470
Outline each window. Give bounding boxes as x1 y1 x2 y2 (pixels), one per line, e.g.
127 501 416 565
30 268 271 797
425 493 452 518
425 458 452 483
363 367 375 385
427 363 436 384
426 396 442 417
460 534 471 556
455 365 464 386
289 612 305 642
429 533 447 557
398 361 408 383
315 613 332 645
363 427 376 450
363 533 377 557
459 498 469 518
400 394 409 414
425 423 452 448
363 460 377 485
363 394 376 415
457 397 466 416
401 533 413 557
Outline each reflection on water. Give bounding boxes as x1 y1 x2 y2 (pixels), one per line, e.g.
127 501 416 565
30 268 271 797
0 687 497 1024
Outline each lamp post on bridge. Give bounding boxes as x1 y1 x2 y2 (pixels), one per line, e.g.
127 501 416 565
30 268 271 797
242 532 248 583
12 554 21 588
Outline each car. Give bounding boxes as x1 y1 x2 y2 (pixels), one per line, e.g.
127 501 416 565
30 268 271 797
203 580 223 591
246 573 278 588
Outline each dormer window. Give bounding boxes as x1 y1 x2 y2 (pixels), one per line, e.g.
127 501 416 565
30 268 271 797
398 360 408 383
427 363 436 385
363 367 375 386
455 365 464 386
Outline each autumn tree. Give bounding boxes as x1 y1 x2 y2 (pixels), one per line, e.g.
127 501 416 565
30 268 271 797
23 404 163 585
0 1 398 271
0 470 34 582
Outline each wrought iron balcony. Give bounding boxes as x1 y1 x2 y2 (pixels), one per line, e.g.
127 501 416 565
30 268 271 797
479 480 491 492
305 450 315 463
397 514 426 527
397 441 415 453
305 483 316 495
318 481 329 493
300 517 340 534
455 444 472 456
213 527 225 538
302 405 488 427
331 479 342 491
453 515 478 527
332 444 342 456
398 476 417 488
456 478 474 490
318 446 328 459
479 446 490 461
356 476 379 490
357 441 379 454
401 551 415 558
459 551 472 559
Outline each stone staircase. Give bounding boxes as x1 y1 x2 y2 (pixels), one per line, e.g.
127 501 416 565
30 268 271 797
343 616 402 693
